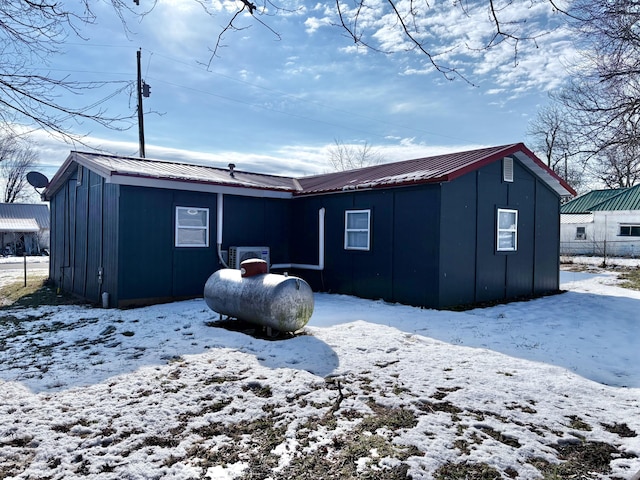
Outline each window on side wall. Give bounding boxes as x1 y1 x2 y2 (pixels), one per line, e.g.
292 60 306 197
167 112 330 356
619 225 640 236
345 209 371 250
175 207 209 247
576 226 587 240
497 208 518 252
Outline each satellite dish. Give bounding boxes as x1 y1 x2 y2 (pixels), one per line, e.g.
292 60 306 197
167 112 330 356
27 171 49 189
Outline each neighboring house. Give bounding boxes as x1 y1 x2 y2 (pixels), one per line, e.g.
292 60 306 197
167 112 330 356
0 203 50 256
560 184 640 257
42 143 574 309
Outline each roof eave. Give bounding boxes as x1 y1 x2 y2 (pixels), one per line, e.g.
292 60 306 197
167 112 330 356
107 172 294 199
43 152 297 200
42 152 93 200
511 145 577 197
445 143 576 198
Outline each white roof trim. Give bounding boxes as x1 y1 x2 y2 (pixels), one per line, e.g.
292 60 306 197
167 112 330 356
513 151 573 197
560 213 594 224
106 174 293 199
0 218 41 233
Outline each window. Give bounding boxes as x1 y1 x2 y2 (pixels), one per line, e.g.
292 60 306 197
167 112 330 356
619 225 640 237
76 166 83 187
497 208 518 252
576 226 587 240
345 210 370 250
175 207 209 247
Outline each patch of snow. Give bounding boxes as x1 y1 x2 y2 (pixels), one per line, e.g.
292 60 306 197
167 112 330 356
0 264 638 478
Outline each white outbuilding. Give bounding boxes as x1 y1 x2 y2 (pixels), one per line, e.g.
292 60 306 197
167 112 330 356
560 184 640 257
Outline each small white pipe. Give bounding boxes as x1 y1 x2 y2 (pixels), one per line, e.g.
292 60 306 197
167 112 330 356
216 193 229 268
217 193 223 245
270 263 292 269
272 207 325 271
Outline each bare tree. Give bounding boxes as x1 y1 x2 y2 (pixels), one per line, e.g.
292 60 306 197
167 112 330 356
589 144 640 189
0 1 138 140
564 1 640 156
527 0 640 189
0 133 39 203
0 0 593 142
205 0 572 83
526 103 587 192
327 139 384 171
527 104 572 171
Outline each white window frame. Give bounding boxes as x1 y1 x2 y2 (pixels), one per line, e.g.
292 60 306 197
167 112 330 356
175 206 210 247
497 208 518 252
344 209 371 251
576 226 587 240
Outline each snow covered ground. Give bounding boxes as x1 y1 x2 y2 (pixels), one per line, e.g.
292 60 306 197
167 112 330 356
0 260 638 479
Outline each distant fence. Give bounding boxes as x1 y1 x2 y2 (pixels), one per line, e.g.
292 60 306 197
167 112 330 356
560 240 640 259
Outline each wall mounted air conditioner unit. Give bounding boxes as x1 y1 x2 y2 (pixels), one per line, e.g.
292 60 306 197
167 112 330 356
229 246 270 270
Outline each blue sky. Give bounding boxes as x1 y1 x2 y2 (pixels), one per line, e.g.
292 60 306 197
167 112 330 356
29 0 578 180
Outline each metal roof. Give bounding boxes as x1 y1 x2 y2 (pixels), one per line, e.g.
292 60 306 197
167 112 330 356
561 184 640 213
0 218 40 233
589 184 640 211
43 144 576 200
44 152 301 200
296 143 575 197
0 203 50 232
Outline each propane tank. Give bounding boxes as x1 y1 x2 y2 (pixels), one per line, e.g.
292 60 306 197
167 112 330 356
204 259 314 333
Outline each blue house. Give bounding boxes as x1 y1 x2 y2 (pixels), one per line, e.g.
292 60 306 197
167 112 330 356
42 144 575 308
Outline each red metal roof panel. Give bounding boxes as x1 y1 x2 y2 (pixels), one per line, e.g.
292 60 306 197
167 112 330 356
43 144 575 200
297 144 518 194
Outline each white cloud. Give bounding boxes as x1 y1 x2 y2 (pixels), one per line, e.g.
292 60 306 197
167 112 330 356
27 128 495 182
319 0 579 94
377 138 490 162
476 28 578 93
338 45 369 55
304 16 333 34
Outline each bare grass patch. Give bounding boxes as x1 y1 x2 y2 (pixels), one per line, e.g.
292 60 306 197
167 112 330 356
0 276 84 308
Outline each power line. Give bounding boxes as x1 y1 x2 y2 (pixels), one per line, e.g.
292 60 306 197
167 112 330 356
53 43 474 144
145 49 471 143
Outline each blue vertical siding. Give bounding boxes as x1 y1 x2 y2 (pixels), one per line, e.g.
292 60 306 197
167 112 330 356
534 179 561 293
85 170 104 301
48 168 119 304
352 189 393 301
72 173 88 297
439 158 561 308
47 154 560 309
117 187 290 306
505 164 536 299
439 173 478 307
391 186 440 307
171 190 218 298
291 184 440 307
101 182 119 305
55 178 77 294
475 164 509 303
118 187 175 303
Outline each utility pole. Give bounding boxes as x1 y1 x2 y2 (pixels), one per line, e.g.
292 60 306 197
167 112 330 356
137 49 146 158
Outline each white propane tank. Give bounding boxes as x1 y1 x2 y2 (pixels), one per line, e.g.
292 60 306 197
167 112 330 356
203 264 314 333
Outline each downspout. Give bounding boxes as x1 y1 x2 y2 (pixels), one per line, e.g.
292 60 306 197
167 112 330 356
217 193 229 268
272 207 325 271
